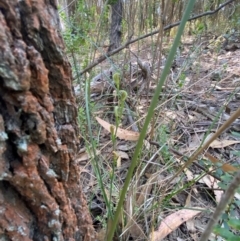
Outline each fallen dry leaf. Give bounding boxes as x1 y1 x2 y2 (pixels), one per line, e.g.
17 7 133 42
183 133 205 152
75 152 89 163
165 111 178 119
124 220 145 240
174 157 199 194
113 151 129 167
117 143 137 151
124 187 147 240
204 152 239 173
150 209 202 241
199 174 223 203
113 151 129 160
210 139 240 148
95 117 140 141
75 149 100 163
144 139 150 150
175 157 194 181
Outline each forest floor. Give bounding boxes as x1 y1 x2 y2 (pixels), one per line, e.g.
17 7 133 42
76 33 240 241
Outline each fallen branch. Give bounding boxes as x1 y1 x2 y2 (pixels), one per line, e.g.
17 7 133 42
79 0 236 75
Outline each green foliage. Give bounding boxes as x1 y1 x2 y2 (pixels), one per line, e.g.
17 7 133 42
231 131 240 139
178 72 186 88
62 27 86 53
113 90 127 127
113 72 121 90
192 21 206 35
113 77 127 128
228 218 240 230
214 226 239 241
216 147 240 191
230 4 240 29
78 102 96 139
118 90 127 102
230 133 240 157
156 124 171 161
213 160 240 241
107 0 119 5
59 0 96 55
217 173 232 190
214 217 240 241
76 0 96 32
78 107 87 134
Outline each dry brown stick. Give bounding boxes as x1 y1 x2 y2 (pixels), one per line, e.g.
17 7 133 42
79 0 235 76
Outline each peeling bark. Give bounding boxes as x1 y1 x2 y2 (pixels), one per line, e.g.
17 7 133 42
0 1 96 240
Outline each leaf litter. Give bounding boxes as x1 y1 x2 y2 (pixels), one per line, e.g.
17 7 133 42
77 34 240 240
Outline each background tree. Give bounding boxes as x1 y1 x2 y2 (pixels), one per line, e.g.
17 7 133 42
108 0 123 52
0 1 95 240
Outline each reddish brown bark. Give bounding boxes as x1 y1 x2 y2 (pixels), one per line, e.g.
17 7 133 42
0 1 96 240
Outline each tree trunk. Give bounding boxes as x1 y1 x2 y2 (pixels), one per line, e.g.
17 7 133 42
0 1 96 240
108 0 123 52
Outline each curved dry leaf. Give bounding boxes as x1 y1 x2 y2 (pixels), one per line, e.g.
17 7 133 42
75 150 100 163
199 174 223 203
117 143 137 151
75 152 89 163
165 111 177 119
95 117 140 141
144 139 150 150
222 163 239 172
175 157 194 181
113 151 129 160
210 139 240 148
113 151 129 167
126 222 145 239
124 187 146 239
150 209 202 241
205 152 239 173
187 133 205 151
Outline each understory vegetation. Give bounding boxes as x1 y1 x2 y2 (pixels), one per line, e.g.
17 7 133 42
58 0 240 240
